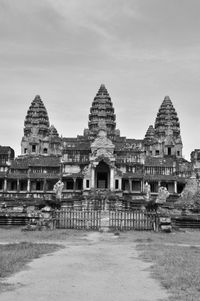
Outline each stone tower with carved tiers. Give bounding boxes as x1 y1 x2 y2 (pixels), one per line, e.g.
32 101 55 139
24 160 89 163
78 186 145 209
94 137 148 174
144 96 183 157
84 84 120 140
21 95 61 156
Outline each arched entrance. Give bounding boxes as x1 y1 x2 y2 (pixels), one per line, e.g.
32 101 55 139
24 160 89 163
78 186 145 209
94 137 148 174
95 160 110 189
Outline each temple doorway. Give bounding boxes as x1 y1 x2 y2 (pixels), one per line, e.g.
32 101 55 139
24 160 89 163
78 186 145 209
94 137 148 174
96 161 110 189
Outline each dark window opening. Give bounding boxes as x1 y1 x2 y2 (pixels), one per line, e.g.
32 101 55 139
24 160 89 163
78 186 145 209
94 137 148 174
10 181 17 191
66 179 74 190
156 150 159 156
177 183 185 194
0 180 4 190
32 145 36 153
115 179 119 189
46 180 55 191
20 180 27 191
96 161 109 189
149 182 158 193
122 179 129 191
132 180 141 191
86 179 89 188
36 181 42 191
43 148 48 154
97 172 108 188
168 147 171 156
177 151 180 156
76 179 83 190
24 148 27 154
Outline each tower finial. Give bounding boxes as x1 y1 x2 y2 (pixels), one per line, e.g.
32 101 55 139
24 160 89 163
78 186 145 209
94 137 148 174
97 84 108 95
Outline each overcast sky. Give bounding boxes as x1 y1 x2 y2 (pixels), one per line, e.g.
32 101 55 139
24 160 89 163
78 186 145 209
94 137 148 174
0 0 200 160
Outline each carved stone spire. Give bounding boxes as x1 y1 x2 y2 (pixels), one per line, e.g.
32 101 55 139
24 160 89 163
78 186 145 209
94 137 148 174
24 95 50 137
21 95 51 155
155 96 181 138
87 84 116 138
144 125 155 140
49 125 59 137
153 95 183 157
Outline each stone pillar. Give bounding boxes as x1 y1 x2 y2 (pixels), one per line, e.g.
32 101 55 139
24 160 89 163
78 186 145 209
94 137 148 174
141 180 144 193
129 179 132 192
91 167 95 189
83 178 87 190
110 167 114 191
17 179 20 192
3 178 7 192
27 179 30 192
119 178 122 190
141 180 144 192
43 179 47 193
174 181 177 194
73 178 76 191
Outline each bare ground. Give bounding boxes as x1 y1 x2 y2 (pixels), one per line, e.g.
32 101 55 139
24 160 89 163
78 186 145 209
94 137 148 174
0 231 168 301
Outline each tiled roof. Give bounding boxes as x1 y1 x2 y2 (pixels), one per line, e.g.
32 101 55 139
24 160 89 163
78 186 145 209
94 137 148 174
0 172 6 177
0 146 14 157
144 174 187 182
62 137 79 142
11 159 29 169
28 156 60 167
0 146 10 154
63 141 90 151
122 172 143 179
114 139 143 151
62 172 83 178
11 155 60 169
145 156 176 167
7 173 27 179
29 173 59 179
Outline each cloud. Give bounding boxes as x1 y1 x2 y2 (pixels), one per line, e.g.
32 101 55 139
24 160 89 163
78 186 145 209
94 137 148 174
0 0 200 159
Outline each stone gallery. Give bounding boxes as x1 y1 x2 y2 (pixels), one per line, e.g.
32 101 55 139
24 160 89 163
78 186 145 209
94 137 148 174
0 84 197 208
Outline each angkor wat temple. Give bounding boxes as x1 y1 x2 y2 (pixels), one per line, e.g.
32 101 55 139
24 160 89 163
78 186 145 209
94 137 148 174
0 84 198 208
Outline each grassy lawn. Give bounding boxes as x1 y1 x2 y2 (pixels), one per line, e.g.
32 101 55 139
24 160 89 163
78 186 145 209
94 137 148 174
134 231 200 301
0 227 200 300
0 226 86 243
0 241 61 293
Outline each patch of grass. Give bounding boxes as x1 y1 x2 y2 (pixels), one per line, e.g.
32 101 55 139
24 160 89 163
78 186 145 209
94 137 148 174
0 227 86 243
0 242 61 292
130 229 200 246
137 242 200 301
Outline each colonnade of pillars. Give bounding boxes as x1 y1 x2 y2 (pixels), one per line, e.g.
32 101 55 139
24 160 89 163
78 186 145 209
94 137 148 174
1 178 56 192
0 177 181 194
86 170 179 193
1 178 84 192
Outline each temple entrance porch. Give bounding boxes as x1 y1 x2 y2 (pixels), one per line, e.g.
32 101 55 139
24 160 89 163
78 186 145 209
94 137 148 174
95 161 110 189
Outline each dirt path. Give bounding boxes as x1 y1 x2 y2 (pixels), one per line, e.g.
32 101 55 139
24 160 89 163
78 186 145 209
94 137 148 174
1 232 168 301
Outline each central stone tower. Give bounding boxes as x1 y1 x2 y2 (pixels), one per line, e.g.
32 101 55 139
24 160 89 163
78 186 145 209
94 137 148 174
84 84 120 140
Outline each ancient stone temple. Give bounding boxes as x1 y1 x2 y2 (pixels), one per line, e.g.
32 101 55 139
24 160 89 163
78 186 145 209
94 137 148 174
21 95 62 156
0 85 193 207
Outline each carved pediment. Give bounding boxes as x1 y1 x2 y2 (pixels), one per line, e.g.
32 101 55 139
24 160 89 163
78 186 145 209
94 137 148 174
91 136 114 151
91 130 115 153
90 128 115 164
